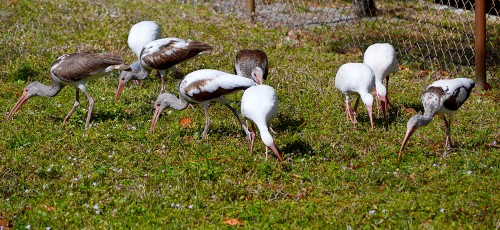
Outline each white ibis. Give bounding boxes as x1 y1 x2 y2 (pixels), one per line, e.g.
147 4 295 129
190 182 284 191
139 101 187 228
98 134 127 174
7 52 130 129
234 49 268 84
150 69 256 139
241 85 283 161
115 38 213 102
363 43 398 119
334 63 375 131
399 78 475 159
127 21 162 71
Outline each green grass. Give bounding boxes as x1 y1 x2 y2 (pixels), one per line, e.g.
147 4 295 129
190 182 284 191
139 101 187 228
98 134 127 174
1 0 499 228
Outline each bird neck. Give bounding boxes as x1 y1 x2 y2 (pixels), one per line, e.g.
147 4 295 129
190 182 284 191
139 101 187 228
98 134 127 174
256 123 274 147
375 82 386 97
135 68 150 80
360 92 374 107
38 81 64 97
416 114 433 128
170 96 190 111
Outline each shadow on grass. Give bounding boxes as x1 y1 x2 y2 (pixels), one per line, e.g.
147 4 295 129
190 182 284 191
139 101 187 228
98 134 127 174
281 139 316 158
275 112 306 133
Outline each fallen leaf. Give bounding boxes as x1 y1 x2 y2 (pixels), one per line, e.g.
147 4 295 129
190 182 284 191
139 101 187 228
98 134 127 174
291 174 302 179
179 117 191 128
418 70 430 77
223 218 244 226
404 107 416 115
439 70 449 76
0 212 11 230
43 204 56 212
410 173 416 183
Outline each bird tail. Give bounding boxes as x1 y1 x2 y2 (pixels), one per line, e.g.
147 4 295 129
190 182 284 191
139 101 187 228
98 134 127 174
187 40 213 53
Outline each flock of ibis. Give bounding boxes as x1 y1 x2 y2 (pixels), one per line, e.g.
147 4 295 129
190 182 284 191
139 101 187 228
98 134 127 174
6 21 476 161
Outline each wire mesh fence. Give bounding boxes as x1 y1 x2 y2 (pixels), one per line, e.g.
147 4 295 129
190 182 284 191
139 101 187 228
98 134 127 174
187 0 499 74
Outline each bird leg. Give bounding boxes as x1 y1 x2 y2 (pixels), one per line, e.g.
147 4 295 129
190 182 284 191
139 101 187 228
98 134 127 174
201 105 211 139
442 115 453 150
249 123 256 155
352 97 360 130
158 71 166 94
64 90 81 125
344 97 354 125
373 87 381 119
83 89 95 130
386 76 393 107
220 98 251 140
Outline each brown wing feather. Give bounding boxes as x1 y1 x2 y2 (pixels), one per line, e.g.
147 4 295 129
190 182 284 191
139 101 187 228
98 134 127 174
142 40 212 70
52 53 125 82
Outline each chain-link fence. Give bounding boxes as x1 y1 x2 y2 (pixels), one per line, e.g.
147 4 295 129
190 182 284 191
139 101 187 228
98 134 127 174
188 0 499 74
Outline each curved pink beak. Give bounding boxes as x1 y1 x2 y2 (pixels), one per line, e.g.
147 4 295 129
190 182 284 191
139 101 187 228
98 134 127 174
150 104 162 134
7 90 29 121
114 80 126 103
398 127 416 160
269 144 283 162
255 74 264 85
366 105 374 131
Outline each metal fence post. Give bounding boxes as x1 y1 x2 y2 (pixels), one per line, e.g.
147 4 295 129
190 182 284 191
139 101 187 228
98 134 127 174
475 0 489 90
246 0 255 22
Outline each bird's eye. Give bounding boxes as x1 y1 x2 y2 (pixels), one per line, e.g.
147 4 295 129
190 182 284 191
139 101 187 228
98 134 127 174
157 103 161 106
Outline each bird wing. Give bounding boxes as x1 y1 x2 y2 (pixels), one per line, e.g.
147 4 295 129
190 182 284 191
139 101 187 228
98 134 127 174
181 70 256 102
51 53 125 82
428 78 474 111
141 39 212 70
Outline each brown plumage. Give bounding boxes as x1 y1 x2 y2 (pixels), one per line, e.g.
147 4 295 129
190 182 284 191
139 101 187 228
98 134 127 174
7 52 130 129
115 38 213 101
234 49 268 84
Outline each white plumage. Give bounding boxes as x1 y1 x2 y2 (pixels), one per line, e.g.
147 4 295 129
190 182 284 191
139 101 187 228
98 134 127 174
335 63 375 131
127 21 162 70
241 85 283 161
363 43 398 119
399 78 475 159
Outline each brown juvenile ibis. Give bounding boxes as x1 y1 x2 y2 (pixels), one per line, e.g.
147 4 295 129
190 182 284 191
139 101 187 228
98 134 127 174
150 69 256 139
7 52 130 129
399 78 475 160
115 38 213 102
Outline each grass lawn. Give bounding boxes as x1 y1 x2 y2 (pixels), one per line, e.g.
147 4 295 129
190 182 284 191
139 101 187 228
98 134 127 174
0 0 499 228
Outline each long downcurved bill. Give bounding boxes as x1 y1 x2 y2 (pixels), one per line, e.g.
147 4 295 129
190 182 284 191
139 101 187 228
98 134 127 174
269 144 283 162
366 105 374 131
7 91 29 121
398 127 415 160
256 74 264 85
150 104 163 134
114 80 127 103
